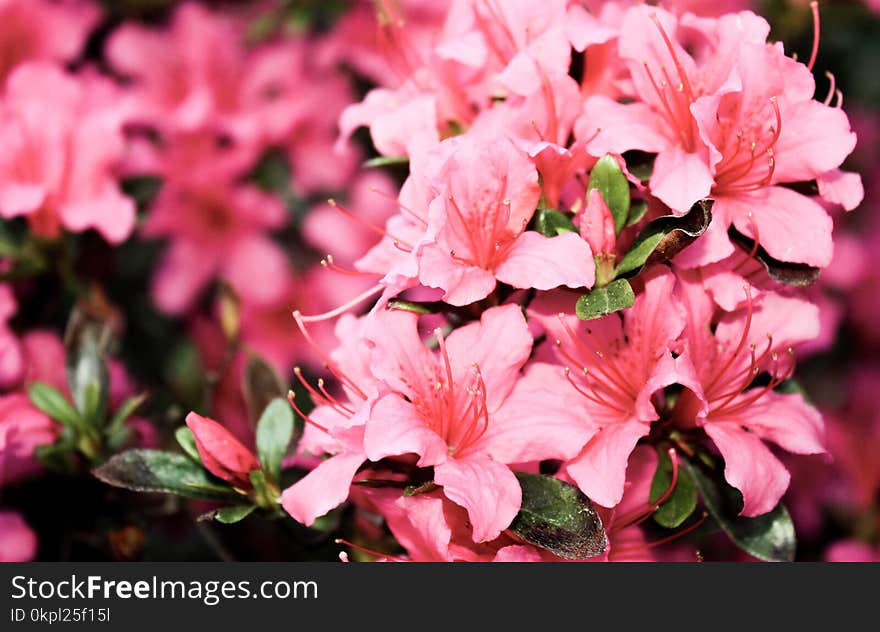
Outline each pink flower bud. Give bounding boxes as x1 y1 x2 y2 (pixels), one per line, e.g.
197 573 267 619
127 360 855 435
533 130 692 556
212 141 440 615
580 188 616 257
185 412 259 488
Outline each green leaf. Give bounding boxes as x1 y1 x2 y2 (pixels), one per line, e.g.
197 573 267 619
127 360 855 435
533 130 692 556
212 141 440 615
28 382 83 430
683 457 796 562
249 469 279 509
363 155 409 168
588 154 630 234
625 200 649 228
728 227 820 287
533 208 577 237
615 198 713 277
650 448 698 529
93 450 239 501
256 398 295 484
175 426 202 464
243 354 287 427
107 393 147 435
214 505 257 524
509 472 607 560
575 278 635 320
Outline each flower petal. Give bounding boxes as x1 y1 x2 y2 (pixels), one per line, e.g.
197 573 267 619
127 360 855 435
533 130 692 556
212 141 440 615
494 231 595 292
281 451 365 526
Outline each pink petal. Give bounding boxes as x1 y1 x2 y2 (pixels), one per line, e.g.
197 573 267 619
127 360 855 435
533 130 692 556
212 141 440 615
703 421 790 517
494 231 595 292
445 304 533 410
418 241 498 306
434 456 522 543
0 183 46 218
363 394 448 467
478 363 598 463
723 391 825 456
365 308 435 401
185 412 259 487
0 511 37 562
816 169 864 212
367 490 453 562
281 451 365 526
493 545 544 562
773 99 857 183
672 213 736 268
223 235 290 308
649 146 714 213
727 187 834 267
60 190 136 245
564 418 650 508
151 240 219 315
577 96 669 154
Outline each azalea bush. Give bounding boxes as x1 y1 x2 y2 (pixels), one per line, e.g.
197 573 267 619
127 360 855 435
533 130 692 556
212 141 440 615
0 0 878 563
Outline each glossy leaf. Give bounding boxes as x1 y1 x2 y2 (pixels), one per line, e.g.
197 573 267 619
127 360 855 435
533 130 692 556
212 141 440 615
534 208 577 237
684 457 796 562
93 450 239 501
256 397 295 483
509 472 607 560
575 278 634 320
588 154 630 234
615 199 713 277
175 426 202 463
650 448 698 529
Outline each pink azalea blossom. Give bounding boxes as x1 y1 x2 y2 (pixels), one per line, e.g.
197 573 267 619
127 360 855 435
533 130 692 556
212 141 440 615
418 137 594 305
0 393 57 487
143 179 288 315
0 510 38 562
672 272 825 516
0 0 99 86
825 540 880 562
0 63 136 243
362 304 591 542
580 6 859 268
528 268 688 507
0 284 24 388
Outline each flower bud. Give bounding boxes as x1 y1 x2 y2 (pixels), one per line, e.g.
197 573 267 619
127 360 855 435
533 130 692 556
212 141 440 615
580 188 617 285
185 412 259 488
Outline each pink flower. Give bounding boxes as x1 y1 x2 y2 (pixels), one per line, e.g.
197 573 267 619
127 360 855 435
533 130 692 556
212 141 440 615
0 284 24 389
0 63 136 243
672 273 825 516
185 412 260 489
0 0 99 86
418 137 594 305
0 393 57 487
825 540 880 563
0 510 37 562
362 304 591 542
528 268 688 507
581 6 859 268
143 180 288 315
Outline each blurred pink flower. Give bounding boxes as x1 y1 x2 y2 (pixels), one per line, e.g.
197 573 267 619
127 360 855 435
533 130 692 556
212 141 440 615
0 510 37 562
0 393 57 487
0 0 99 85
143 180 288 315
0 63 135 243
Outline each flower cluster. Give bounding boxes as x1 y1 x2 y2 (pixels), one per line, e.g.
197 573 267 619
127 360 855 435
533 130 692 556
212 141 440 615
0 0 875 563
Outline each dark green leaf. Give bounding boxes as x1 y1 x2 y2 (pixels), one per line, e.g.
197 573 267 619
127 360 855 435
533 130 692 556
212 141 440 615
534 208 577 237
363 155 409 168
256 398 295 483
728 227 820 286
175 426 202 463
93 450 239 501
625 201 649 228
214 505 257 524
510 472 607 560
615 199 713 277
28 382 82 430
107 393 147 435
683 457 796 562
575 278 635 320
650 448 698 529
243 354 287 426
249 469 279 508
588 154 630 234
